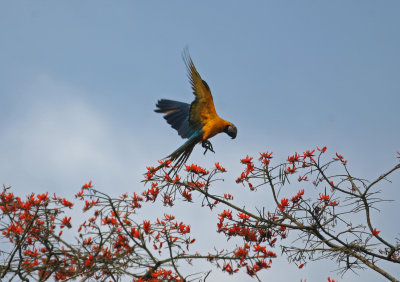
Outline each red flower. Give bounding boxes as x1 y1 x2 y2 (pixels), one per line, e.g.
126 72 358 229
223 263 238 274
178 222 190 234
188 181 206 189
241 155 253 164
236 171 247 183
7 223 23 235
164 213 175 221
286 165 297 174
162 193 173 206
259 151 273 165
298 175 308 182
335 153 343 160
185 164 209 175
259 151 273 160
327 277 336 282
329 200 339 206
215 162 226 172
146 166 158 173
291 189 304 203
83 237 92 245
82 181 92 189
253 244 266 254
333 152 347 164
158 159 172 168
224 194 233 200
373 228 380 236
287 153 300 164
172 174 181 184
84 254 94 267
278 198 289 211
237 212 250 221
303 150 316 162
182 189 192 202
131 227 140 238
233 244 249 263
145 166 159 180
164 172 171 182
76 189 84 198
143 220 151 234
319 193 330 202
61 198 73 208
317 146 327 153
37 192 49 202
61 216 72 228
219 210 233 220
102 217 118 226
142 184 159 202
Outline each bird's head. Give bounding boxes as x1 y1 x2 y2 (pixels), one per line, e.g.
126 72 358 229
224 124 237 139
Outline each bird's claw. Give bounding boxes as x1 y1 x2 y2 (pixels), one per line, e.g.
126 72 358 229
202 140 215 155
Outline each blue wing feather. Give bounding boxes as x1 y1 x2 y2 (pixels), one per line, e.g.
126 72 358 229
155 99 195 138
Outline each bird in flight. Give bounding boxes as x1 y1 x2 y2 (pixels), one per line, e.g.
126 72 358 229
155 50 237 172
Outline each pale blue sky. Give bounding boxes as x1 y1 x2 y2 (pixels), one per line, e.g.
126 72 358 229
1 1 399 281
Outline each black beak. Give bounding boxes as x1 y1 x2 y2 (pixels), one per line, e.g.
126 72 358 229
225 125 237 139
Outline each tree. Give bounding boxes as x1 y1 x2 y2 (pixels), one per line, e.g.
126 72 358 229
1 148 399 281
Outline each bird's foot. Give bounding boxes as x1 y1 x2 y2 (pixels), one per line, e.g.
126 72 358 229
202 140 215 155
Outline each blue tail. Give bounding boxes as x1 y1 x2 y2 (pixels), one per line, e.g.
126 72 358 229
167 129 203 172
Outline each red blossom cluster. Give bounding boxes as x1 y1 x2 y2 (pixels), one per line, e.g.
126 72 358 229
185 163 209 175
224 193 234 200
291 189 305 203
220 241 275 277
2 148 398 281
303 150 316 163
333 152 347 165
0 186 79 280
187 181 207 189
142 183 159 202
182 188 192 202
318 193 339 207
145 268 182 281
0 180 205 281
259 151 273 166
145 166 159 180
216 209 282 250
236 155 256 189
215 162 227 172
74 186 200 280
141 148 400 280
285 149 320 174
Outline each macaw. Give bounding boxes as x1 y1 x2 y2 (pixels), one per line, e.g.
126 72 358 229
155 51 237 171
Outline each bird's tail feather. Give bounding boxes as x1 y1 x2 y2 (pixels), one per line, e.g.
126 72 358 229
167 140 196 176
166 132 201 176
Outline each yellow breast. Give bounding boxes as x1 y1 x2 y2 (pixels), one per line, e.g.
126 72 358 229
202 117 230 140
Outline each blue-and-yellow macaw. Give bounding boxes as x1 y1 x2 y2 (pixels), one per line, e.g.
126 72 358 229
155 51 237 170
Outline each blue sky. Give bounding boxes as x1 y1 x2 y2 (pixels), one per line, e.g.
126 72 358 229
1 1 399 281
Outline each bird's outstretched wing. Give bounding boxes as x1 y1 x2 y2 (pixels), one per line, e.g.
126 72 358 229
154 99 195 139
182 49 219 131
